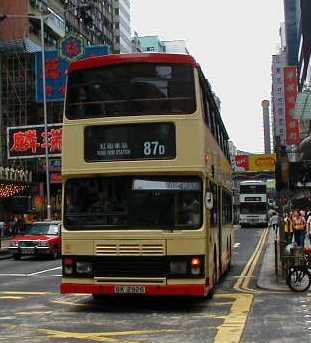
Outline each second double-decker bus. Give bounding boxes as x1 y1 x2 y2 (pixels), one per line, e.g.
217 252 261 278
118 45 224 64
60 53 233 297
239 180 268 227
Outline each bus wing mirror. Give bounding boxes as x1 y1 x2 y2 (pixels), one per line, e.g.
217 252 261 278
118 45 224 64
205 192 213 210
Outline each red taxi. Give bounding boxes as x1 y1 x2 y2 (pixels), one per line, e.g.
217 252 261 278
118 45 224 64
9 221 62 260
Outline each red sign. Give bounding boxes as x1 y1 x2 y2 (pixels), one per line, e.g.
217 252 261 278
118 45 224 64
50 173 62 184
283 66 300 145
7 124 62 159
235 155 249 171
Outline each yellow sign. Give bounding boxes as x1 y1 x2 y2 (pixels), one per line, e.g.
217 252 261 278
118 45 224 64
249 154 276 172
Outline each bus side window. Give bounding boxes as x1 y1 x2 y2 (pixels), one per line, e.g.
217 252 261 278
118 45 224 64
210 183 218 226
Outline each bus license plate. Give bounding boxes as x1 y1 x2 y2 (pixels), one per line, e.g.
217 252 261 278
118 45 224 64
114 286 146 294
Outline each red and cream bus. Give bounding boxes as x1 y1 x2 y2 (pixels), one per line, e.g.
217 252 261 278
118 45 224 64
60 53 233 297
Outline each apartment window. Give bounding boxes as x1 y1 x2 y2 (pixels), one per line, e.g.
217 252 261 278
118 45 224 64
115 8 119 15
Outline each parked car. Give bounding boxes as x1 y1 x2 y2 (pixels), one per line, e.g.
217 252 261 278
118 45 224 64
9 221 62 260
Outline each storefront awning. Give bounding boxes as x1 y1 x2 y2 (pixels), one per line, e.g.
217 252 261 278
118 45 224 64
293 89 311 119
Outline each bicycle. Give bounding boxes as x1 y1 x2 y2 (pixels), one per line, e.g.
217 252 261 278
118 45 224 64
286 253 311 292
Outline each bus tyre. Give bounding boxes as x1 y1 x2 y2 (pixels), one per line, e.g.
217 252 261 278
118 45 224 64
208 253 218 299
13 254 21 260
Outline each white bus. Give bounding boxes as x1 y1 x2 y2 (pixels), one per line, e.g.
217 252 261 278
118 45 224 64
239 180 268 227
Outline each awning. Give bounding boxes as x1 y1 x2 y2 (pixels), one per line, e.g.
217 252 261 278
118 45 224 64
293 89 311 119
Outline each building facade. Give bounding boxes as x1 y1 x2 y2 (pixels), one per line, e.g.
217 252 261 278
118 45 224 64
283 0 299 66
112 0 131 53
262 100 271 154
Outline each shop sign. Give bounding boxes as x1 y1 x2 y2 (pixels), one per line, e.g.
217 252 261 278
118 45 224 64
35 33 111 103
235 155 249 171
50 173 62 184
249 154 276 172
7 124 62 159
283 66 300 145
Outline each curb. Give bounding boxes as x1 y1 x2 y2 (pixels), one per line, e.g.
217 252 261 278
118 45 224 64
256 229 290 292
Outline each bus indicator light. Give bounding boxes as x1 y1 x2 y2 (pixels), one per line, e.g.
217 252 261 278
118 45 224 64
191 257 201 267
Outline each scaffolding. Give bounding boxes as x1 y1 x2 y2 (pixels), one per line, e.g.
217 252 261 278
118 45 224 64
0 40 36 169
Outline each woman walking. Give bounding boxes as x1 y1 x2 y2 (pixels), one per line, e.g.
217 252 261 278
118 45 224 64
293 210 306 247
284 212 293 244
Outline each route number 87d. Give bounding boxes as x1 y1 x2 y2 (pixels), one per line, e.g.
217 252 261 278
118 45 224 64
143 141 165 156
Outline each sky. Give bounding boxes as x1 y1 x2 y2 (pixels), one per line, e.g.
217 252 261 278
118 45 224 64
131 0 284 153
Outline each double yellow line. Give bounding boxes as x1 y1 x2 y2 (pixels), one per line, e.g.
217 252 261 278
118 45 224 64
234 227 269 293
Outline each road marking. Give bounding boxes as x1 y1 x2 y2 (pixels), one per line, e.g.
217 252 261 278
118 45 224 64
27 266 62 276
0 291 54 295
214 293 254 343
234 243 240 248
0 274 27 277
0 296 24 299
234 227 269 293
16 311 53 315
38 328 181 342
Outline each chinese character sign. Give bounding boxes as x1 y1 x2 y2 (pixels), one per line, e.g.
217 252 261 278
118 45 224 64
235 155 249 171
7 124 62 159
283 66 300 145
36 35 111 102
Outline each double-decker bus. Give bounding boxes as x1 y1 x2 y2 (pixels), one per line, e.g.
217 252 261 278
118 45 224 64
60 53 233 297
239 180 268 227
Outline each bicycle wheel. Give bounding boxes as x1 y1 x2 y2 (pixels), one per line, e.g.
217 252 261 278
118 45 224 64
287 268 311 292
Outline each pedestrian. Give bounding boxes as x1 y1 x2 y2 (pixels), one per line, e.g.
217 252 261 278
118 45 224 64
284 212 293 244
269 211 279 231
307 212 311 245
293 210 307 247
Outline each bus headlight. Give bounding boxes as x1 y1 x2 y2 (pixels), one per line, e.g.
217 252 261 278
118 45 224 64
191 257 202 275
169 260 187 274
76 261 93 275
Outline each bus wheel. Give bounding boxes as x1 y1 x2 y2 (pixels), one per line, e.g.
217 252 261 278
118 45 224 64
227 238 232 271
207 252 218 299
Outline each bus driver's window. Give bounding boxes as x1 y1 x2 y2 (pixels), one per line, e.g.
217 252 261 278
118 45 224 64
180 193 200 225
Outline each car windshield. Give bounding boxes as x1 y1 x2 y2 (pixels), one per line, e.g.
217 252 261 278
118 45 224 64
64 176 202 230
25 224 59 235
65 63 195 118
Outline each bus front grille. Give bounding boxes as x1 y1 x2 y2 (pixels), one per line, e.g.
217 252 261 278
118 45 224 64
95 242 165 256
94 256 167 277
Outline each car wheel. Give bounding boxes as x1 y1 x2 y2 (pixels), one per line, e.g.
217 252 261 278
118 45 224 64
51 248 58 260
13 254 21 260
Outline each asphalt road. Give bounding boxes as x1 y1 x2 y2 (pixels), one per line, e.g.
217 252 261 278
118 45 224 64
1 227 309 343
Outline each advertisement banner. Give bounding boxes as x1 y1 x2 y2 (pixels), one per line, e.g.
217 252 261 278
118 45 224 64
283 66 300 145
35 34 111 102
249 154 276 172
235 155 249 171
7 124 62 159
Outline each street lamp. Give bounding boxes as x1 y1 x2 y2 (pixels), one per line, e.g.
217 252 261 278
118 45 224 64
0 13 52 220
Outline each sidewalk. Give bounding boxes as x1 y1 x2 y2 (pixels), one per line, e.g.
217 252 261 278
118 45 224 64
0 237 12 260
257 228 290 292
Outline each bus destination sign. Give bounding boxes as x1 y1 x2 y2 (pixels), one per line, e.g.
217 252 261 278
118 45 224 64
85 123 176 162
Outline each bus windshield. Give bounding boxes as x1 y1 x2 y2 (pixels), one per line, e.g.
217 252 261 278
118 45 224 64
240 185 266 194
64 176 202 230
65 63 195 119
240 203 267 214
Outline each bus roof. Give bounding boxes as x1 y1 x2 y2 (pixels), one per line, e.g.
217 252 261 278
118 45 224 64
68 53 198 73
